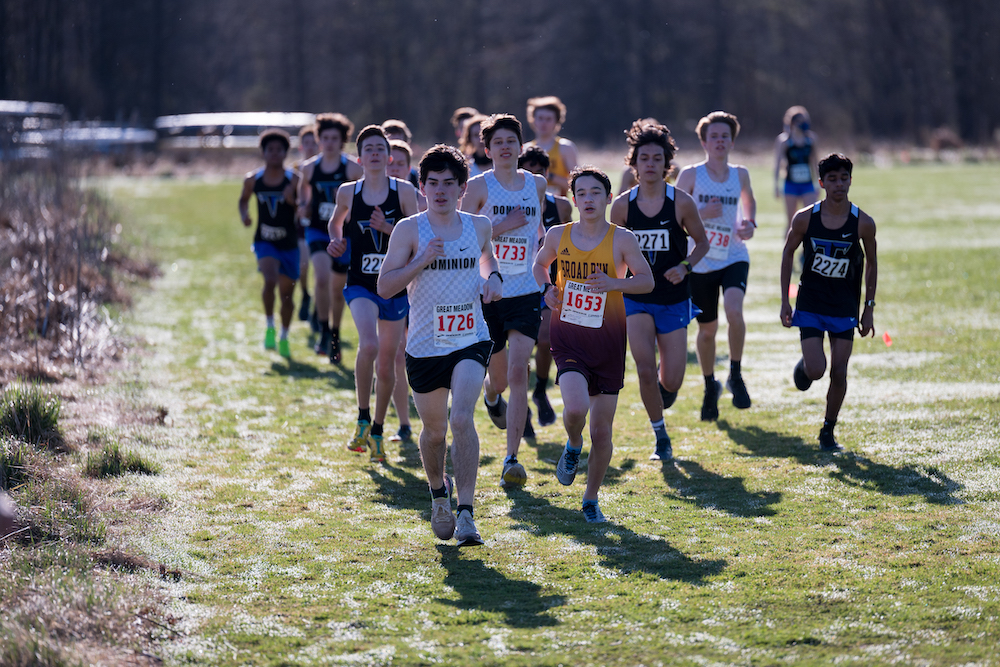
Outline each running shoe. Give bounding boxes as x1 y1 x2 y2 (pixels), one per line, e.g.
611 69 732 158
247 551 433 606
389 424 412 443
793 358 813 391
315 328 330 355
484 394 507 430
819 428 844 452
298 293 311 321
650 435 673 461
500 457 527 488
348 420 371 453
278 338 291 359
659 382 678 409
726 373 752 409
582 501 606 524
455 509 483 547
556 443 581 486
369 433 386 463
533 390 557 426
264 327 277 350
329 329 341 364
431 480 455 540
523 408 535 441
700 379 723 422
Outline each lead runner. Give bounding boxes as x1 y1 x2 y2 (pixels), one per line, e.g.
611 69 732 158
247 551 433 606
378 144 502 546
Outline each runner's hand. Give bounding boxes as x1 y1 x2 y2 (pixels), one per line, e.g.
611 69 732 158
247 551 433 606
700 197 723 219
663 266 686 285
370 205 393 234
482 273 502 304
736 219 755 240
417 237 445 267
544 285 561 311
858 308 874 337
780 302 793 328
586 270 616 294
327 238 347 257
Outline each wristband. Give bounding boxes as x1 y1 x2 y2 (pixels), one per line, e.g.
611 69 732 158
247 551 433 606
864 299 875 308
680 260 692 275
541 282 553 296
489 271 503 283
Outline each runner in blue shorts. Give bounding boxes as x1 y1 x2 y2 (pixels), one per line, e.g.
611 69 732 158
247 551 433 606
238 128 301 359
297 113 364 362
773 106 819 236
610 120 709 461
781 153 878 452
328 125 420 462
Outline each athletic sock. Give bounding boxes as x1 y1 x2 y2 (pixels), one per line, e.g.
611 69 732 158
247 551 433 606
331 326 339 337
431 485 448 499
704 374 716 388
266 316 275 328
359 408 371 423
504 455 517 465
822 418 836 433
731 360 741 375
582 498 599 507
457 504 473 517
533 377 549 397
484 390 499 406
370 422 383 437
280 327 290 340
566 442 582 453
651 419 668 441
321 321 331 336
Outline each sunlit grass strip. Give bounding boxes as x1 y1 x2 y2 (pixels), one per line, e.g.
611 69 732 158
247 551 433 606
0 380 62 448
84 442 160 479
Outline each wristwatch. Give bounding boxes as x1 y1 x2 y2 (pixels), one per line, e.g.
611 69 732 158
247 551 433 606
864 299 876 308
680 260 692 274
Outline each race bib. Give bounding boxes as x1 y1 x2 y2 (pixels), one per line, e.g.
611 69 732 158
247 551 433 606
434 302 478 348
361 253 384 274
494 235 529 275
319 202 335 221
559 280 606 329
789 163 811 183
633 229 670 254
260 224 287 242
810 253 849 279
704 220 732 261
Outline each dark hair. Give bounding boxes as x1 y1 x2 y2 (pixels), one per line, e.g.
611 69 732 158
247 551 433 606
355 125 390 155
451 106 479 131
389 139 412 166
259 128 290 152
459 113 489 155
696 111 740 141
298 125 316 141
315 113 354 143
625 119 678 180
518 145 550 171
481 113 523 149
419 144 470 186
818 153 853 179
527 96 567 125
380 119 412 143
569 165 612 197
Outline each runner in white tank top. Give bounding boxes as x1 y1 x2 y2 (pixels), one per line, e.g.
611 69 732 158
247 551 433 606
676 111 757 421
460 114 549 489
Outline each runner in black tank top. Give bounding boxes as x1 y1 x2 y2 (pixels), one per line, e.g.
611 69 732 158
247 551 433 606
780 153 877 453
345 177 405 298
610 120 710 461
238 129 301 359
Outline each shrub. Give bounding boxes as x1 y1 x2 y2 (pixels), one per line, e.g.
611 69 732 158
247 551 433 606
0 381 63 449
84 443 160 479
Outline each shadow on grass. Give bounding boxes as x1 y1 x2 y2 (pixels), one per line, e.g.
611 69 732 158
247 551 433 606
505 493 727 584
266 359 355 389
435 548 564 628
659 458 782 517
365 460 429 513
718 419 963 505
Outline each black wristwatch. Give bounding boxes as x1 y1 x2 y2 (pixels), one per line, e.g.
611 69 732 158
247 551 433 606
680 260 692 275
864 299 876 308
542 282 553 296
489 271 503 283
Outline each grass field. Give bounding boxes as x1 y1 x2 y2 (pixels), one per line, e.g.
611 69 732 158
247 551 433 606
104 161 1000 666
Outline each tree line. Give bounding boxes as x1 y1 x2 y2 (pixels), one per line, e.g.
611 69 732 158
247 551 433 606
2 0 997 146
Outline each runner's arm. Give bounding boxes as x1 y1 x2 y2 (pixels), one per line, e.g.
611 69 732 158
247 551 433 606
238 174 254 226
297 161 313 219
609 192 629 227
533 226 561 309
780 210 809 327
376 219 425 298
614 229 654 295
858 213 878 337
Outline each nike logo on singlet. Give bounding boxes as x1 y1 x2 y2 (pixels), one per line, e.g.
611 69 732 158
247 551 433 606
659 219 671 226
